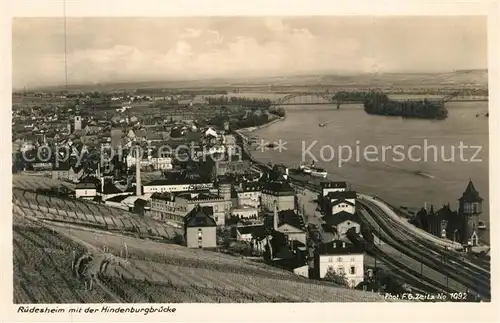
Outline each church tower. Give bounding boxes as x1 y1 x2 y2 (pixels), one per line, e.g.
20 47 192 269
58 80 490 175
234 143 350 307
74 115 82 131
458 180 482 246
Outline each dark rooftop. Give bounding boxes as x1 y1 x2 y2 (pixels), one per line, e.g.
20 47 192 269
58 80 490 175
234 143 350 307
262 180 294 196
321 181 347 189
322 211 360 227
177 192 222 201
317 240 363 255
459 180 483 203
106 194 133 203
236 224 265 236
325 190 357 200
184 205 217 228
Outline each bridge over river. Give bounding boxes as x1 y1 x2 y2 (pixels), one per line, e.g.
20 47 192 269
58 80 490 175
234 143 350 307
269 91 488 109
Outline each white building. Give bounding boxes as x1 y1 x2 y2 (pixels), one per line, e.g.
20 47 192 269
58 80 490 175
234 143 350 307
126 155 172 170
75 182 97 199
205 127 218 138
261 181 295 212
143 179 214 194
323 190 356 216
320 181 347 197
237 183 263 208
316 240 365 288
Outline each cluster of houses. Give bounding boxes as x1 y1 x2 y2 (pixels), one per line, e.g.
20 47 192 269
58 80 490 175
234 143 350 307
69 156 368 288
410 180 484 247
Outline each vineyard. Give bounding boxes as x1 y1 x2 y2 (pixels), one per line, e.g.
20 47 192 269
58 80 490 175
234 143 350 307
63 227 388 302
12 187 182 240
12 174 388 303
12 218 115 303
12 175 75 191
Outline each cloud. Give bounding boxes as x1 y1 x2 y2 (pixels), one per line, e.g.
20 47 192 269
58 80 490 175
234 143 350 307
12 17 487 88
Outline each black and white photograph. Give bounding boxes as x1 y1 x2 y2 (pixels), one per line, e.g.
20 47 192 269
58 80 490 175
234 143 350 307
8 3 495 312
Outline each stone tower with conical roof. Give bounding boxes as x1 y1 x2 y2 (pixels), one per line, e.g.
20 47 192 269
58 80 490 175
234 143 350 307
458 180 483 246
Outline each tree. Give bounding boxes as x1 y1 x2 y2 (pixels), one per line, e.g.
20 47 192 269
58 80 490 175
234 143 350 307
362 226 375 244
173 233 185 246
323 266 350 287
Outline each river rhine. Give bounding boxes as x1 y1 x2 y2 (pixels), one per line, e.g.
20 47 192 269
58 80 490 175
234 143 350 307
235 92 490 244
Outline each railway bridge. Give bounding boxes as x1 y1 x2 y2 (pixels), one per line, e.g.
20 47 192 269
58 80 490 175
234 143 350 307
269 89 487 109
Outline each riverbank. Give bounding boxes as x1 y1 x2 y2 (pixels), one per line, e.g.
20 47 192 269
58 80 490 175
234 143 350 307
237 109 489 247
237 115 286 133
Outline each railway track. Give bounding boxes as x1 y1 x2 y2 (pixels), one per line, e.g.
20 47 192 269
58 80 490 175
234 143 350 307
358 198 490 300
287 177 490 299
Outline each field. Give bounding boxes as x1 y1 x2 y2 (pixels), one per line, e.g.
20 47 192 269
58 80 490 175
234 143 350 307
12 174 389 303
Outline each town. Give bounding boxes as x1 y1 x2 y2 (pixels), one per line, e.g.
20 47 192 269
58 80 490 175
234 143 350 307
12 88 490 303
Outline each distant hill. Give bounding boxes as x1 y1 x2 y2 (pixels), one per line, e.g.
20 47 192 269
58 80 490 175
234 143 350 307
24 69 488 92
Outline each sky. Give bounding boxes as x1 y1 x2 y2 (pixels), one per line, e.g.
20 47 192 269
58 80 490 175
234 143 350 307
12 16 487 89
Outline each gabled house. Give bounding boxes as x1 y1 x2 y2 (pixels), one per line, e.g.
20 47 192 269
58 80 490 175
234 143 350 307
322 211 361 239
184 205 217 249
265 206 307 245
323 191 356 216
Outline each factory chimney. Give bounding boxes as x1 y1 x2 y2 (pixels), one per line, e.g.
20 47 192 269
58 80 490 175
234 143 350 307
273 200 278 231
135 147 142 196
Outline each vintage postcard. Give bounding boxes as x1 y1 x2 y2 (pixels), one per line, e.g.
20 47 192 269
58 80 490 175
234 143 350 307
2 0 499 322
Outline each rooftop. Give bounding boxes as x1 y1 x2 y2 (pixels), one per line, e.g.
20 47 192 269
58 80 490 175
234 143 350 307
321 181 347 189
177 192 223 201
317 240 364 255
325 190 357 200
459 180 483 203
262 180 294 195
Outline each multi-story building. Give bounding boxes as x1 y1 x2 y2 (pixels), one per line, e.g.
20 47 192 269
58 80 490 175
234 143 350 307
143 178 214 194
149 192 188 224
261 180 295 212
184 205 217 249
176 192 229 226
237 183 263 208
215 159 251 176
313 240 365 288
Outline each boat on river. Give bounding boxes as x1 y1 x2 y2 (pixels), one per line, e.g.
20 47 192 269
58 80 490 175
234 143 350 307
310 167 328 178
300 161 328 178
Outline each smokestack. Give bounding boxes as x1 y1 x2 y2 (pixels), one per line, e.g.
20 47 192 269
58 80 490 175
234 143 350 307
135 147 142 196
273 200 278 231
